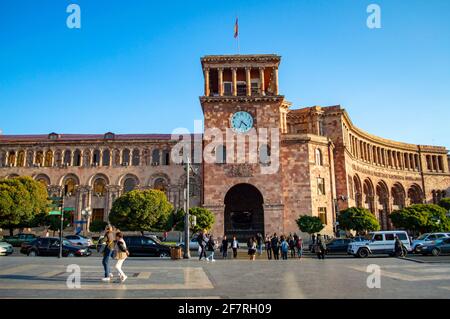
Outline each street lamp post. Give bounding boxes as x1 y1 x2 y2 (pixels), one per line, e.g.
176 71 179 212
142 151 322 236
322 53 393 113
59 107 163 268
184 156 191 259
183 155 199 259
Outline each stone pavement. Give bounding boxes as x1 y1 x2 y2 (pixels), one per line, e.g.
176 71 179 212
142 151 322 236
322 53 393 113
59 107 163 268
0 256 450 299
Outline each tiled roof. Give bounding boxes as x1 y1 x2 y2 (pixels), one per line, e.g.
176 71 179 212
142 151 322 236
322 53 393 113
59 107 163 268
0 133 203 143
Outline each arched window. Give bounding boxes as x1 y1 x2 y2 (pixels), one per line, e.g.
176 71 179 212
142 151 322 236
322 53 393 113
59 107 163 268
35 151 44 167
17 151 25 167
0 151 6 167
93 150 101 166
73 150 81 166
132 149 140 166
63 150 71 166
36 175 50 187
215 145 226 164
258 144 270 165
162 150 170 165
152 149 160 165
44 150 53 167
122 149 130 166
154 178 167 192
315 149 323 166
64 178 76 196
93 178 106 197
102 149 110 166
7 151 16 166
123 178 137 193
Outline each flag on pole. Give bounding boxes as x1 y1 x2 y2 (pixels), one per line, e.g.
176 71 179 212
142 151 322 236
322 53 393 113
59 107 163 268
234 17 239 38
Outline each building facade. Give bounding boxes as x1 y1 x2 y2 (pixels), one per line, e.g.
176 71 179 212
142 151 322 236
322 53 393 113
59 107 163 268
1 54 449 238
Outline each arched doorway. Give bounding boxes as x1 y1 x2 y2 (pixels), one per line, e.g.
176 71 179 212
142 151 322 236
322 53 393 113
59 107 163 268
224 184 264 241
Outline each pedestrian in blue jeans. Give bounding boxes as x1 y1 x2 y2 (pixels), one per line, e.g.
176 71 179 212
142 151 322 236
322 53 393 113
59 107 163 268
101 226 115 282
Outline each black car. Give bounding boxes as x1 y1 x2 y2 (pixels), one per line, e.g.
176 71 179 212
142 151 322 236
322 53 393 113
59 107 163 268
124 235 171 257
325 238 353 254
20 237 91 257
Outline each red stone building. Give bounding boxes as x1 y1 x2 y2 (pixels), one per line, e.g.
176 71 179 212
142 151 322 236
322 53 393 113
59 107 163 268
0 54 449 238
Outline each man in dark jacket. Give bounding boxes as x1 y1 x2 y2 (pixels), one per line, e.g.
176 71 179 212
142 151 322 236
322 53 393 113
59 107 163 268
221 235 229 259
271 233 280 260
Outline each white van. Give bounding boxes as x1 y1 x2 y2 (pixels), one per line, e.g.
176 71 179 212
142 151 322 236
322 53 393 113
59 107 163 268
347 231 411 258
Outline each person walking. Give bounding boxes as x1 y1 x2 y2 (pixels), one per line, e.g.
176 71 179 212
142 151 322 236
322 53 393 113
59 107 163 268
113 232 129 282
206 234 216 262
288 234 296 258
256 233 263 256
296 235 303 259
316 234 326 260
265 235 272 260
198 230 208 261
231 235 239 259
248 237 257 260
280 236 289 260
221 235 229 259
101 225 115 282
271 233 279 260
394 235 405 257
311 233 316 246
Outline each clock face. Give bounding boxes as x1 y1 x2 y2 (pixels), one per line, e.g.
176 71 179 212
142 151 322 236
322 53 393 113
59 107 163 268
230 111 254 133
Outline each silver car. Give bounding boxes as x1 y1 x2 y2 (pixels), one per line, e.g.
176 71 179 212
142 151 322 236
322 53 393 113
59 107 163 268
65 235 93 247
0 240 14 256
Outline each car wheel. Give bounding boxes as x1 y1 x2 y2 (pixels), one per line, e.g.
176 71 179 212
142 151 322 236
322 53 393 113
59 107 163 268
431 248 440 256
159 251 169 258
414 246 422 254
357 248 369 258
67 252 75 257
28 250 37 257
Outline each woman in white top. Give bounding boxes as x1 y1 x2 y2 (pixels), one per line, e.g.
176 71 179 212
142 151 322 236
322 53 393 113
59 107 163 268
114 232 129 282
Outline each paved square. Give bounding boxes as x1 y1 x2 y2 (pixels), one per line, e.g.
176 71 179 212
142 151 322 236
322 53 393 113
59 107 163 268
0 256 449 298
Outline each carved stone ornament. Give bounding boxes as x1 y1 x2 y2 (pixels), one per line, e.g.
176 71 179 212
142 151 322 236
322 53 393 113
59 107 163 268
224 164 254 177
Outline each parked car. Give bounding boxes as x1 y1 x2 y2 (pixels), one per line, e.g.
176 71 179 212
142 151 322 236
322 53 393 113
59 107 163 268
0 240 14 256
4 233 38 247
20 237 91 257
325 238 353 254
347 231 411 258
124 235 171 257
65 235 94 247
417 237 450 256
177 235 200 251
411 233 450 253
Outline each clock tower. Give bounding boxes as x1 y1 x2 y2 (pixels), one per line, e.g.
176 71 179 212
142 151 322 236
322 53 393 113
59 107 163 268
200 54 289 239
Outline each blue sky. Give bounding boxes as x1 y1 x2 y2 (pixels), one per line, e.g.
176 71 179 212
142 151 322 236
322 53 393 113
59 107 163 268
0 0 449 148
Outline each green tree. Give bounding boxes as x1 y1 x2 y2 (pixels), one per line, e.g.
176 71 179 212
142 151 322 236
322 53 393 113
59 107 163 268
178 207 215 233
89 220 108 233
438 198 450 211
0 178 34 235
108 189 173 234
390 204 450 234
165 208 186 231
296 215 325 234
45 214 72 236
337 207 380 235
15 176 50 228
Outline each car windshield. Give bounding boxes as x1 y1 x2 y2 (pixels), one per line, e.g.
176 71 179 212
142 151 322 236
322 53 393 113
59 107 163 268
416 234 429 240
152 236 161 244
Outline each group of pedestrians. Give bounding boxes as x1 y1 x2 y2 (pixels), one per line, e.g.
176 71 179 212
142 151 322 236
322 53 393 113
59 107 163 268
197 230 218 262
99 226 130 283
264 233 303 260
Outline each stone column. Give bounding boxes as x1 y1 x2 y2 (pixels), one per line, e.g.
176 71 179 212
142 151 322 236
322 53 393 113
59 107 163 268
218 68 224 96
259 67 265 96
273 67 279 95
245 67 251 96
231 67 237 96
204 68 210 96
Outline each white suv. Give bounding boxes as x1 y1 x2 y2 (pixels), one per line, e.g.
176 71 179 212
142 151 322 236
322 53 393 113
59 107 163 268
347 231 411 258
